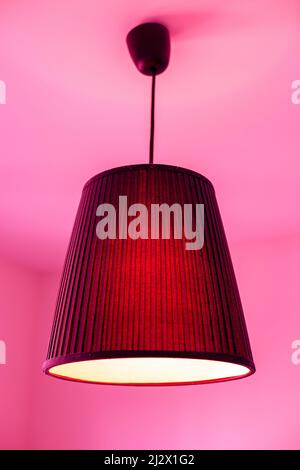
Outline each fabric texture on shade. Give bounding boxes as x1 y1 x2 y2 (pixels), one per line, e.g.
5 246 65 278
43 164 255 385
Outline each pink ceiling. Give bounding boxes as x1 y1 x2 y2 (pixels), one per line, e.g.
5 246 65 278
0 0 300 270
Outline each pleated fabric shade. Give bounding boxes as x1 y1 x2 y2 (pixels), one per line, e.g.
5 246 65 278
43 164 255 385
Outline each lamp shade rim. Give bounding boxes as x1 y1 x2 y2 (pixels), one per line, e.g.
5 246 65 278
83 163 214 192
43 351 255 386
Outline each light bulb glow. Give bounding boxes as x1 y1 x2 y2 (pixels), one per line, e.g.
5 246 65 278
48 357 251 385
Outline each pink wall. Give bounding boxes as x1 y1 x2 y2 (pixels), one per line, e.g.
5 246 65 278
0 258 37 449
1 234 296 449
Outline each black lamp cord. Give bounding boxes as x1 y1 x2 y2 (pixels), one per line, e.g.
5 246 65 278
149 74 156 164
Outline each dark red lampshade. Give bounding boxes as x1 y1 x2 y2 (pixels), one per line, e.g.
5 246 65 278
43 164 255 385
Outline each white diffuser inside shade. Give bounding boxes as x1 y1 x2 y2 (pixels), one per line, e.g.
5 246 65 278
48 357 251 385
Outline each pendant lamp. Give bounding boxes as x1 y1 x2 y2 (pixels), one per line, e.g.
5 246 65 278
43 23 255 385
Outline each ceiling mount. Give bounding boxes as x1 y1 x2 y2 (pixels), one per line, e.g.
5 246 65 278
126 22 170 76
